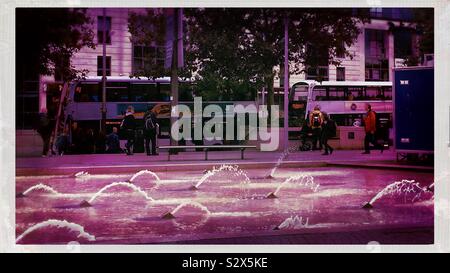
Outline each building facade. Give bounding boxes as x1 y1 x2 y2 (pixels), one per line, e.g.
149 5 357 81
67 8 418 86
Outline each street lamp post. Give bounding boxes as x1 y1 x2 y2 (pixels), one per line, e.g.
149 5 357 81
170 8 179 147
283 15 289 150
101 8 107 134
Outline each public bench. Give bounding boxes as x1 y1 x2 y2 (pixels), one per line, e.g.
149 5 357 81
158 145 257 161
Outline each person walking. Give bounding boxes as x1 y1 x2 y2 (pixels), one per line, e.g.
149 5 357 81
309 105 324 151
36 109 52 157
120 106 136 155
320 112 336 155
106 127 121 153
143 106 159 156
55 127 70 156
362 103 381 154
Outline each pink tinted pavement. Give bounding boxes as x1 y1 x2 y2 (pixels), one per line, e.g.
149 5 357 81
16 149 432 175
15 149 434 244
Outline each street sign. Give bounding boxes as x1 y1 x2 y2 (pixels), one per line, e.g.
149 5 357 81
164 8 184 69
164 9 174 69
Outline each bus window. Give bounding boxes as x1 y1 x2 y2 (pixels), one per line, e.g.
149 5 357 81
382 86 392 100
328 87 346 100
313 87 327 101
348 87 364 100
129 83 158 102
158 83 171 101
292 85 308 101
74 82 101 102
106 82 129 102
331 114 363 126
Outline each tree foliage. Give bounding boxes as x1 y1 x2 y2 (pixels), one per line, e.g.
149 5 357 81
406 8 434 65
184 8 369 102
16 8 95 82
127 8 369 102
128 9 167 79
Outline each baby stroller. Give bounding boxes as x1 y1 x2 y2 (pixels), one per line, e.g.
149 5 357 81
298 125 314 151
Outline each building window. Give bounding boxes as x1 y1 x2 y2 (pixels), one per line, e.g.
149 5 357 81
336 67 345 81
132 45 165 74
306 67 329 81
97 56 111 76
305 44 329 81
369 8 383 18
97 16 111 44
365 29 389 81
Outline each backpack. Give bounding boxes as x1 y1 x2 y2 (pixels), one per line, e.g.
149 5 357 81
328 119 337 137
312 111 322 127
144 113 156 130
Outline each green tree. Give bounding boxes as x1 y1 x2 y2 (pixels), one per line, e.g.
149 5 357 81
126 8 369 106
184 8 369 107
16 8 95 82
128 9 167 79
399 8 434 66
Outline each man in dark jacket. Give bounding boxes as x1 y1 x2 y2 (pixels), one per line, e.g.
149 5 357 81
120 106 136 155
36 110 52 157
106 127 121 153
143 106 158 156
320 112 336 155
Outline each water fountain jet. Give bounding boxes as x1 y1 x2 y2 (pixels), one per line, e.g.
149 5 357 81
267 146 297 178
74 171 89 177
362 179 432 209
266 192 278 199
266 175 318 199
16 219 95 243
16 192 26 198
275 215 309 230
162 212 175 219
16 183 61 198
128 170 160 183
82 182 154 207
193 165 251 190
161 201 211 219
79 200 92 207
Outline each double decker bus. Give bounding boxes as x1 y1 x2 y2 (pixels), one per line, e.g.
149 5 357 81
288 80 393 149
65 76 194 137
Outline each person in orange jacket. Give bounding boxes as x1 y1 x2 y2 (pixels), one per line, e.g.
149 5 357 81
362 104 381 154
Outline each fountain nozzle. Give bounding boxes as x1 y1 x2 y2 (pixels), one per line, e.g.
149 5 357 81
362 202 373 209
273 226 280 230
266 192 278 199
162 212 175 219
189 185 199 191
79 200 92 207
16 192 25 198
